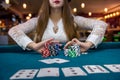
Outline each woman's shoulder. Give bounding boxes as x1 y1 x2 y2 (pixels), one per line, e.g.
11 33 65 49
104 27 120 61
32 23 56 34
25 17 39 24
73 15 88 23
73 15 86 19
29 17 38 21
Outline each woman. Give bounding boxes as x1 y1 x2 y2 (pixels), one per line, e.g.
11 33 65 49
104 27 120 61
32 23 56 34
8 0 107 53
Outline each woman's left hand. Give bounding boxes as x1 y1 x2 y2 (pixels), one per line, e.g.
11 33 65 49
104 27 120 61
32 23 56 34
64 38 93 52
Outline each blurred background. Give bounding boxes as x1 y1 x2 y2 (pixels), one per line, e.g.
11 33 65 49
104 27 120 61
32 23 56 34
0 0 120 45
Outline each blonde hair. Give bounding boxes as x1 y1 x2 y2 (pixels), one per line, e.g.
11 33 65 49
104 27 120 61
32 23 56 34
34 0 77 42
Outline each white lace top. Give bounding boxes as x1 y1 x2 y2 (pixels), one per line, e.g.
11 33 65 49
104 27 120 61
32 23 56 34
8 16 108 50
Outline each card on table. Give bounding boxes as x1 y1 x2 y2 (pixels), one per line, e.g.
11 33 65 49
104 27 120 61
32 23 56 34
62 67 87 77
37 68 59 77
104 64 120 72
52 58 69 64
39 58 69 64
39 59 55 64
10 69 38 80
83 65 109 74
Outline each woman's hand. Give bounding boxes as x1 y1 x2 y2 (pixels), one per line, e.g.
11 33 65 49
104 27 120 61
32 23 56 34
64 38 93 52
27 38 59 53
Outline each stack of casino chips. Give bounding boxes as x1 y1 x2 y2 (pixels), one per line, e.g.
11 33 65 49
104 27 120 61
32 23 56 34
64 44 81 57
41 42 60 58
40 42 51 58
48 43 60 56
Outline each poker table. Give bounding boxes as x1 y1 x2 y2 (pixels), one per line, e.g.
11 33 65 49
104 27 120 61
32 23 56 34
0 42 120 80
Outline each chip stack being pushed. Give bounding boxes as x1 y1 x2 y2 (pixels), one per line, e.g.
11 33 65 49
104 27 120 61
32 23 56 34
64 44 81 57
48 43 60 57
72 44 81 56
40 42 51 58
68 48 77 57
41 42 61 58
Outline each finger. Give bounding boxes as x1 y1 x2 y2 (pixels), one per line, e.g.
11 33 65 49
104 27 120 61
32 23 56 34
35 49 42 54
50 40 60 44
38 49 43 54
64 41 73 49
70 38 82 47
38 38 54 46
79 42 85 47
45 38 54 43
72 38 80 44
80 48 87 53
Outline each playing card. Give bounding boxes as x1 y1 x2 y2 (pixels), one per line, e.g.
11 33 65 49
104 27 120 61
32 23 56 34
62 67 87 77
83 65 109 74
37 68 59 77
10 69 38 80
39 58 69 64
39 59 54 64
53 58 69 64
104 64 120 72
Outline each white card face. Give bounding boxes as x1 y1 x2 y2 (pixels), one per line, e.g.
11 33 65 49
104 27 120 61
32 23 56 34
83 65 109 74
104 64 120 72
39 59 54 64
37 68 59 77
53 58 69 64
10 69 38 80
62 67 87 77
39 58 69 64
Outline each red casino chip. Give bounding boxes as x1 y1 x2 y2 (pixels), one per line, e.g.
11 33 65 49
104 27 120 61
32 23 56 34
41 49 51 58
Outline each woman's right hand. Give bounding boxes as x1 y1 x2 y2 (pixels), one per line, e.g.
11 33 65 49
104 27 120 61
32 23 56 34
64 38 93 52
27 38 55 53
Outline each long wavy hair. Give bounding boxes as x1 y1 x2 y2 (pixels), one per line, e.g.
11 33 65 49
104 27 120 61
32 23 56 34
34 0 77 42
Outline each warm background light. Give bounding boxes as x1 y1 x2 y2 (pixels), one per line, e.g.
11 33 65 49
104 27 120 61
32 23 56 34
110 14 113 17
88 12 92 16
26 16 30 20
107 15 110 18
104 11 120 19
116 12 119 15
0 20 2 24
28 13 32 17
104 16 107 19
23 3 27 9
5 0 10 4
113 13 116 16
104 8 108 13
81 3 85 8
73 8 77 13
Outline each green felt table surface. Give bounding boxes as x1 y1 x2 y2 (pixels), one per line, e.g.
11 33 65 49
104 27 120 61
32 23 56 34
0 42 120 80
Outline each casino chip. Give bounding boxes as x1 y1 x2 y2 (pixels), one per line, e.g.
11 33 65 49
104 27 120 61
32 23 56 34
40 42 61 58
64 44 88 57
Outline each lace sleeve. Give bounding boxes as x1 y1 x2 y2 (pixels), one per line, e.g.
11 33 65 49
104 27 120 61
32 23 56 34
74 16 108 47
8 17 38 50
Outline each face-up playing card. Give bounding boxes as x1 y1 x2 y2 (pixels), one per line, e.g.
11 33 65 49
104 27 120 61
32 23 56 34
104 64 120 72
52 58 69 64
10 69 38 80
39 58 69 64
37 68 59 77
83 65 109 74
39 59 54 64
62 67 87 77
